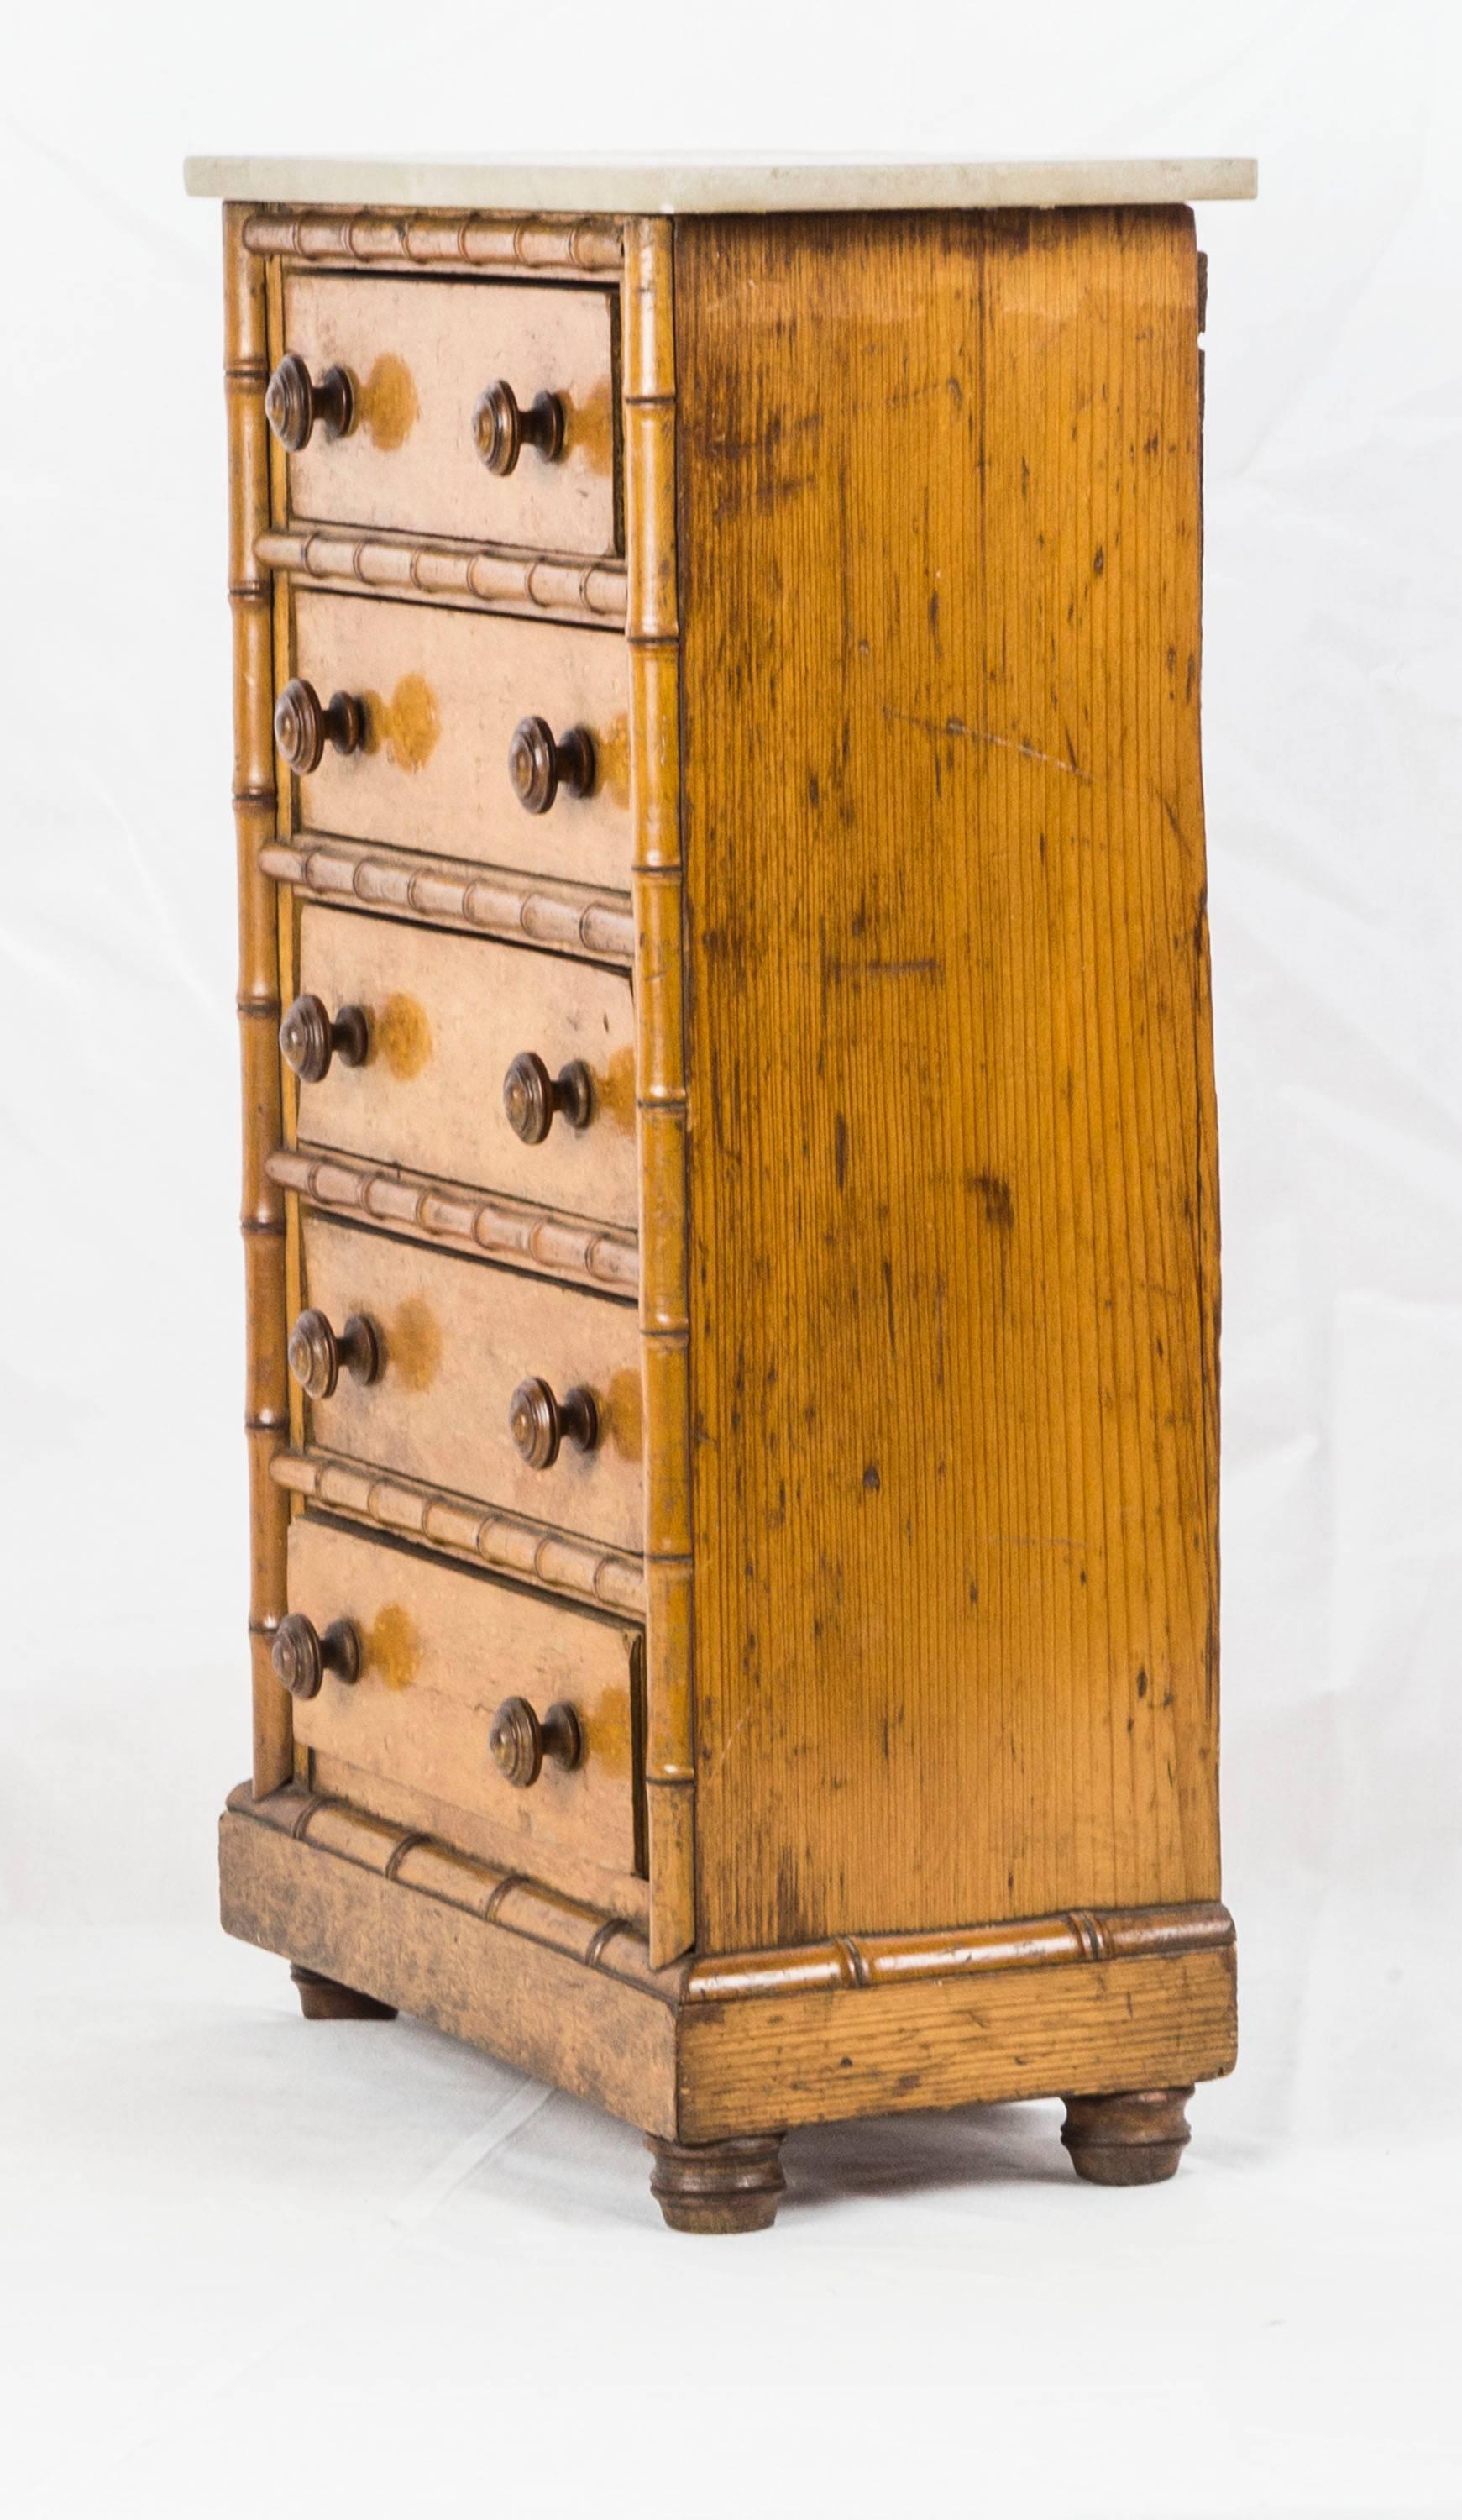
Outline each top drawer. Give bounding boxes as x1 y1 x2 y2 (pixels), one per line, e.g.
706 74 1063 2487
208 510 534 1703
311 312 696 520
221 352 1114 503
275 274 619 556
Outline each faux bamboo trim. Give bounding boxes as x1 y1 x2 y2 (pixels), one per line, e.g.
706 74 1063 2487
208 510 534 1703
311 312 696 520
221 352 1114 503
267 1144 638 1296
241 207 622 279
684 1904 1238 2004
624 219 693 1968
273 1447 646 1615
227 206 291 1797
228 1782 680 1998
261 832 634 965
254 525 626 625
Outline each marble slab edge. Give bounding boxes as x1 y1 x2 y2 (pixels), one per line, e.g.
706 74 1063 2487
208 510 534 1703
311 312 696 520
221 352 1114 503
184 155 1258 214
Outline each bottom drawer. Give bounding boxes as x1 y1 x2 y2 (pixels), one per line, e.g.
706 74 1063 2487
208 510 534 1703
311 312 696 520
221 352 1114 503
284 1516 645 1919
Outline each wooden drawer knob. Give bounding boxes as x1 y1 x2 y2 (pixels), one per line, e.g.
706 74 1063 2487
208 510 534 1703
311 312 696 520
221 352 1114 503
272 1613 360 1701
488 1695 583 1788
472 380 565 475
502 1051 592 1145
509 1377 599 1471
279 993 369 1084
274 678 365 775
265 352 354 452
508 716 596 816
287 1308 380 1401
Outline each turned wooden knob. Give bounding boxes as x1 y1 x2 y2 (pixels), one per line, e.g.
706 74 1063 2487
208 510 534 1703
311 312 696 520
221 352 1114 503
272 1613 360 1701
502 1051 593 1145
472 380 565 475
287 1308 380 1401
508 1377 599 1471
488 1695 583 1788
265 352 354 452
274 678 365 775
279 994 369 1084
508 716 596 815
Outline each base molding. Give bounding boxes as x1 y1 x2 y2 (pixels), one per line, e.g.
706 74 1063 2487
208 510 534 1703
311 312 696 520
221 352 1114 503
220 1785 1236 2150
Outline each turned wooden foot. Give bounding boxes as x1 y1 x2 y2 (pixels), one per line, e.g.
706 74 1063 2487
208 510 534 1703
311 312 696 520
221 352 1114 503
1061 2085 1193 2184
647 2133 786 2234
290 1963 397 2022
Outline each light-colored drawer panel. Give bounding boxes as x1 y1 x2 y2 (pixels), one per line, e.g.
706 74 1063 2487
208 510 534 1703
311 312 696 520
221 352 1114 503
287 1518 644 1912
282 272 618 554
289 591 630 892
293 907 637 1229
298 1215 643 1554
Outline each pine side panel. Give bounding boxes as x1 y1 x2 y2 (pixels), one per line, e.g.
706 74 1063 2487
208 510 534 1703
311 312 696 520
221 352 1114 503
225 206 292 1794
676 209 1219 1951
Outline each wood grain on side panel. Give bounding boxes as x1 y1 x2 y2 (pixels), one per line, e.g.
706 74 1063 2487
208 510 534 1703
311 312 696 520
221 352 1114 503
676 210 1218 1950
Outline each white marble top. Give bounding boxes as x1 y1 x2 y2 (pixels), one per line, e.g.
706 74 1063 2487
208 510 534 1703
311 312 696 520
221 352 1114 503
184 155 1256 215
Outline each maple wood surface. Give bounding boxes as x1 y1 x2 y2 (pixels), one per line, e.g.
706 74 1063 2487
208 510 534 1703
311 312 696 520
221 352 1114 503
291 591 631 890
300 1213 643 1551
288 1515 646 1910
292 905 638 1224
283 270 619 553
677 208 1219 1950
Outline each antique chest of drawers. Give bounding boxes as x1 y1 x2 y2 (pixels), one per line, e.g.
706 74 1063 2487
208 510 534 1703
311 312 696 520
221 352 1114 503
187 154 1255 2231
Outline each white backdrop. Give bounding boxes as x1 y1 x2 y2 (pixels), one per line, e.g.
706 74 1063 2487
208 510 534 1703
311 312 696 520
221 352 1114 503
3 4 1460 2514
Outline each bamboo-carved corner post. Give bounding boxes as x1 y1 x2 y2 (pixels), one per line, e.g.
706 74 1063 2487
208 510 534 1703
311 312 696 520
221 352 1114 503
623 221 694 1969
224 207 291 1794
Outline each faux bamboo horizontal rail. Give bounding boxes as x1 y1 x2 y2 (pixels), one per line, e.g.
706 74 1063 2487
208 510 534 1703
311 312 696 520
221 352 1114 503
255 524 626 625
684 1903 1237 2003
241 208 623 279
229 1781 675 1993
274 1447 646 1614
262 833 635 965
267 1145 638 1295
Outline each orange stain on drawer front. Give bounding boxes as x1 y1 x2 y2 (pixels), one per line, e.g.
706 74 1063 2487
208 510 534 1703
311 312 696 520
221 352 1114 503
600 1365 644 1464
385 1295 442 1393
358 353 418 452
594 713 632 811
564 372 616 477
364 1601 420 1692
362 674 441 773
370 993 432 1079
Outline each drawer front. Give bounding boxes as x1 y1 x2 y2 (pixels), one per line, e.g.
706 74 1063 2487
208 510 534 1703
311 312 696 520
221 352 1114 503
287 1518 644 1908
297 1215 642 1552
281 272 618 554
291 591 631 892
292 906 637 1228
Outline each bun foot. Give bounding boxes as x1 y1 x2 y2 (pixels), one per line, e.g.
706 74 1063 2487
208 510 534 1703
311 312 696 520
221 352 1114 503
290 1963 397 2022
1061 2085 1194 2185
647 2133 786 2234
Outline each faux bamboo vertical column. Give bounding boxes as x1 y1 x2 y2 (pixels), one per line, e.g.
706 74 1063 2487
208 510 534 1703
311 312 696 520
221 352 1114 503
224 207 291 1794
623 219 694 1967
